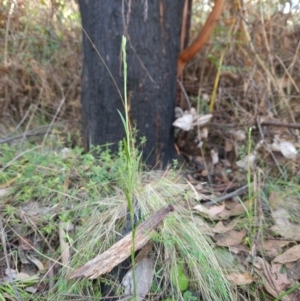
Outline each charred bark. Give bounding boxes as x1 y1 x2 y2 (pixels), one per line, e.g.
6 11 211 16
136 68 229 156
78 0 185 168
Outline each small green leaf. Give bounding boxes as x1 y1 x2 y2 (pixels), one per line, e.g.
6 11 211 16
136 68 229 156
171 264 189 292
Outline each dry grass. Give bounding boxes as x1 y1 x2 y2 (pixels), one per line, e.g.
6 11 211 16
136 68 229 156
0 0 81 138
184 1 300 122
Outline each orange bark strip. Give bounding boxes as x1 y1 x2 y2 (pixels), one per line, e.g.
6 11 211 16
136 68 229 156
177 0 226 76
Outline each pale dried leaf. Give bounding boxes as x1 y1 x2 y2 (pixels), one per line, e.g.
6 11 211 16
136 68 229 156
286 261 300 280
210 149 219 165
233 130 246 141
193 203 225 217
173 114 193 131
270 140 281 152
14 272 31 281
121 257 154 301
280 141 297 159
215 229 246 247
192 113 213 127
273 245 300 264
236 152 257 170
26 254 45 273
257 240 290 257
271 207 300 240
270 262 291 291
268 191 285 210
225 140 233 152
226 271 253 285
212 221 236 234
198 127 208 139
254 257 292 300
229 244 250 255
218 201 250 219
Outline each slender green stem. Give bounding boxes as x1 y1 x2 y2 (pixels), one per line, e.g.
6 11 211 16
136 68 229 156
121 35 137 301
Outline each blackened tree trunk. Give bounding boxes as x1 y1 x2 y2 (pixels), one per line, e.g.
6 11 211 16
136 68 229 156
78 1 185 168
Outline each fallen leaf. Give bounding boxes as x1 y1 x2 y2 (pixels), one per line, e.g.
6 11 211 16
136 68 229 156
273 245 300 264
226 271 253 285
215 229 246 247
232 130 246 141
26 254 45 273
121 257 154 301
236 152 257 170
192 113 213 127
218 201 250 219
212 221 237 234
254 257 292 300
257 240 290 257
210 149 219 164
271 208 300 240
14 272 31 281
280 141 297 159
268 191 285 210
193 203 225 217
19 237 34 251
173 114 193 131
286 261 300 281
229 244 250 255
225 140 233 152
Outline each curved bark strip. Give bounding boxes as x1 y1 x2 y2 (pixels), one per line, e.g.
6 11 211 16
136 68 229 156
177 0 226 76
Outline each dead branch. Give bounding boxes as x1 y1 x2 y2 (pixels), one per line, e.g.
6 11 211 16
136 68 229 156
69 204 174 280
260 120 300 130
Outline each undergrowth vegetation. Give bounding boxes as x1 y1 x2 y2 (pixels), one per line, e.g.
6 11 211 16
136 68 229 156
1 0 300 300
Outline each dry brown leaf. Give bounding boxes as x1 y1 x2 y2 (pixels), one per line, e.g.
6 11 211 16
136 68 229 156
229 244 250 255
273 245 300 264
26 254 45 273
257 239 290 257
193 203 225 217
286 261 300 281
254 257 293 300
14 272 31 281
212 221 237 234
271 208 300 240
19 237 34 251
217 201 250 219
226 271 253 285
270 262 292 293
215 229 246 247
268 191 285 210
225 140 233 152
224 200 239 209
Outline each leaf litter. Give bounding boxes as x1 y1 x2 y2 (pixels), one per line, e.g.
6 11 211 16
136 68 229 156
1 1 300 300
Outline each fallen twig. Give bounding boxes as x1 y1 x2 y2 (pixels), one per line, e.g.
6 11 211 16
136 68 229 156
206 184 249 205
260 120 300 130
0 130 49 144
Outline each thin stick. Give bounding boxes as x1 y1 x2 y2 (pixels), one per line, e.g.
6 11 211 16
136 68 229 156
260 120 300 130
206 184 249 205
0 131 49 144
